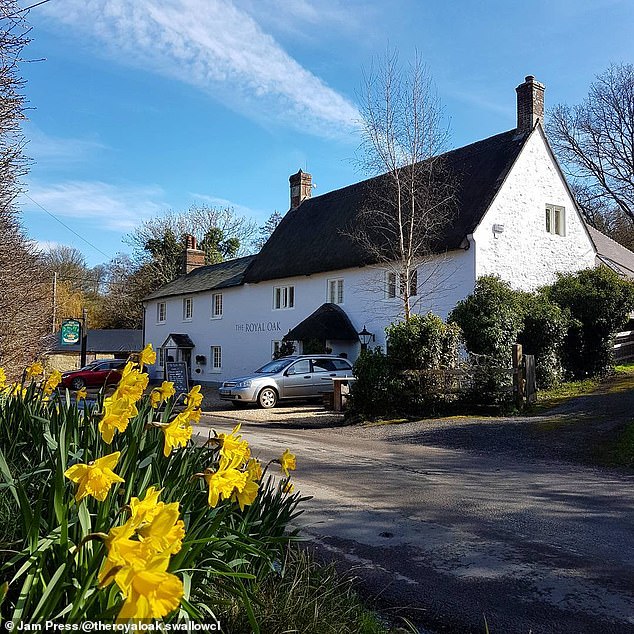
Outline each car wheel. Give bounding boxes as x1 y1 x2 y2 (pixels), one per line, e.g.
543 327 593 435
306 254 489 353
70 378 85 390
257 387 278 409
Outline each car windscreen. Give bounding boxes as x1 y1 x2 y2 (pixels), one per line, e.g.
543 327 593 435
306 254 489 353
255 359 293 374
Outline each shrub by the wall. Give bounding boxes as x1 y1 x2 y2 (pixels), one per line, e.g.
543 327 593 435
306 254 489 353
517 291 568 388
386 313 461 371
350 348 396 418
448 276 524 361
546 267 634 378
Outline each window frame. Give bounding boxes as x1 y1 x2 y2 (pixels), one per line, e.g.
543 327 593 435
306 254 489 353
157 302 166 324
211 293 223 319
273 285 295 310
545 204 566 236
210 346 222 372
327 278 344 304
182 297 193 321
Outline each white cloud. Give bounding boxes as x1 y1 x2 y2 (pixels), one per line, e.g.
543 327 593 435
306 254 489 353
25 125 108 167
23 180 168 231
30 239 66 253
189 192 266 220
42 0 360 137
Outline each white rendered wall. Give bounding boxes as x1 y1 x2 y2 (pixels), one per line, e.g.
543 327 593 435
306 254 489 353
143 248 475 383
472 128 596 288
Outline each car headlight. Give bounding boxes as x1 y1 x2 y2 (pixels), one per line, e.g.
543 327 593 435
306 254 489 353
235 380 252 388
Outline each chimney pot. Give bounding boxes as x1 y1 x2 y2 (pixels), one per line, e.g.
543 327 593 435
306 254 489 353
289 169 312 209
516 75 545 133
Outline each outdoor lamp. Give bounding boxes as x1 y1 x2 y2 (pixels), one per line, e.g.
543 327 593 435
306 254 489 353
358 325 374 350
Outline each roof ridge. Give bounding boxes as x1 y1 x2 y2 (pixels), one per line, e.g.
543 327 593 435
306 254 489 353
300 128 522 206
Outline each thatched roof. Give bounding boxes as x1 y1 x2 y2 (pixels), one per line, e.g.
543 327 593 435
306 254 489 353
244 128 529 283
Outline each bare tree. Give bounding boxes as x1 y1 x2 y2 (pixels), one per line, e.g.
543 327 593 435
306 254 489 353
353 50 455 321
547 64 634 225
0 2 50 377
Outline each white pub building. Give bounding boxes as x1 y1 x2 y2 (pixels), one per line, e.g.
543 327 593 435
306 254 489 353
142 76 634 383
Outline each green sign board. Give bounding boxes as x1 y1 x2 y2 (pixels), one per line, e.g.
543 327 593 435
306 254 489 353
60 319 81 346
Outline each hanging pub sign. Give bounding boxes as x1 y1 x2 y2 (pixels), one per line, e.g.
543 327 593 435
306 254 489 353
60 319 81 346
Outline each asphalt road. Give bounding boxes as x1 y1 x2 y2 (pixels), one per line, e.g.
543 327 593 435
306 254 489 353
195 410 634 634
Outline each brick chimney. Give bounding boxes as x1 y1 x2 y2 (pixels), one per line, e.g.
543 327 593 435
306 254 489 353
516 75 545 133
289 169 312 209
182 234 205 274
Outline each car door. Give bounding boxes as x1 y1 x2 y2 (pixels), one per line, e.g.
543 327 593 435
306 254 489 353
87 362 111 387
310 358 338 395
280 359 312 398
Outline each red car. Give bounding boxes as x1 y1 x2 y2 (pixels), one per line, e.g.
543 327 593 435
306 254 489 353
60 360 127 390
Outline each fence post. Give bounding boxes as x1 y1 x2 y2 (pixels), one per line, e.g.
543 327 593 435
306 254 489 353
512 343 523 409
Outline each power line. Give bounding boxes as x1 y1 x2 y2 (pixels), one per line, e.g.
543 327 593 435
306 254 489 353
3 0 53 18
22 192 112 259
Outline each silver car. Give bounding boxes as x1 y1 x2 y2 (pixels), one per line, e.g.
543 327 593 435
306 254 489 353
218 355 354 408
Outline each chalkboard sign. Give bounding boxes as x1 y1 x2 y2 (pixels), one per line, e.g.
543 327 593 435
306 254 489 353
165 361 189 397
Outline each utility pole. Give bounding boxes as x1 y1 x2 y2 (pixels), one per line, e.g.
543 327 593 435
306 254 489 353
52 271 57 333
80 308 88 368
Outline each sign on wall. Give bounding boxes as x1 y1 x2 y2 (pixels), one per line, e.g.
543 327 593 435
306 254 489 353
60 319 81 346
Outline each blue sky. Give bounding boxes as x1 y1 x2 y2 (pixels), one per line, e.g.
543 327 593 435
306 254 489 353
18 0 634 266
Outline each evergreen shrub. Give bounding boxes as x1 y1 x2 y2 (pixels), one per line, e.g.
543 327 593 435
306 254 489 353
546 267 634 378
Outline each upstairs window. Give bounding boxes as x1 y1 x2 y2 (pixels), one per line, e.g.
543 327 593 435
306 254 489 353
157 302 166 323
386 270 417 298
273 285 295 310
182 297 193 321
212 293 223 319
545 205 565 236
327 279 344 304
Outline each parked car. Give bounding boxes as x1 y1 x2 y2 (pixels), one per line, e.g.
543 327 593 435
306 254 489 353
219 355 354 408
60 359 127 390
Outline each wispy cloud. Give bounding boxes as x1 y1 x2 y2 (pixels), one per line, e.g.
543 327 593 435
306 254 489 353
42 0 360 137
190 192 267 220
25 126 108 168
23 180 168 231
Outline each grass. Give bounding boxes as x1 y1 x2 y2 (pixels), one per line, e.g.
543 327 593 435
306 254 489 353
207 546 417 634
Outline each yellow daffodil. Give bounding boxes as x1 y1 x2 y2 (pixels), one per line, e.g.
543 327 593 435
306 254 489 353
99 396 138 444
0 368 6 390
246 458 263 482
233 478 259 511
203 458 248 508
76 387 88 400
150 381 176 408
281 481 294 495
184 384 203 409
128 486 163 526
217 424 250 464
25 361 44 379
64 451 125 502
138 343 157 368
150 391 162 408
161 412 193 457
115 363 149 402
115 552 184 621
136 502 185 555
6 382 26 398
43 369 62 395
278 449 296 477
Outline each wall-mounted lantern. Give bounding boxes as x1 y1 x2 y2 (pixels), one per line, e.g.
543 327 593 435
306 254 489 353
358 325 375 351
